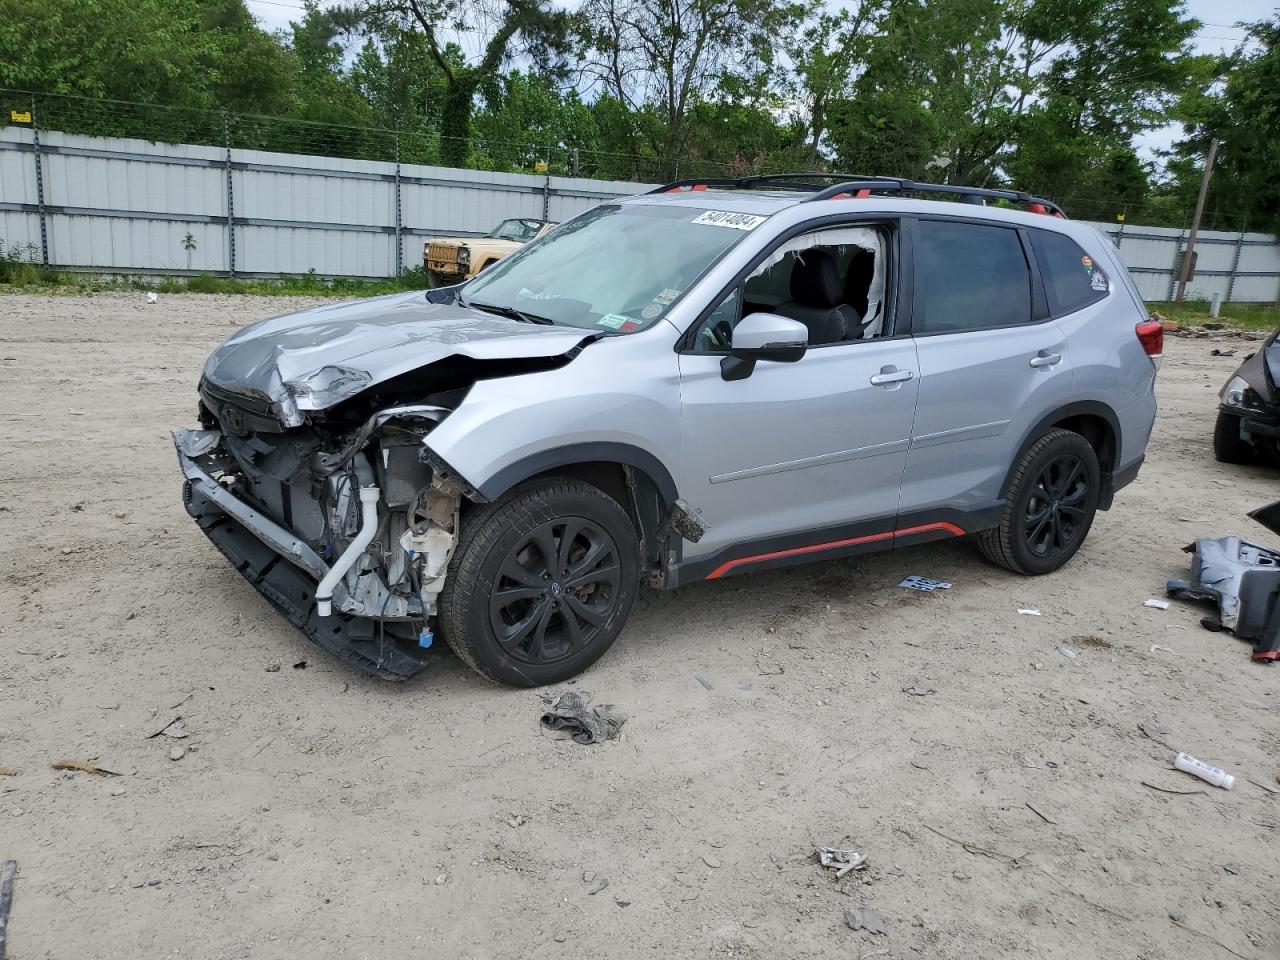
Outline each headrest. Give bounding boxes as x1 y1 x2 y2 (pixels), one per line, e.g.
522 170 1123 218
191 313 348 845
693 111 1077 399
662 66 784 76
844 248 875 314
789 247 843 308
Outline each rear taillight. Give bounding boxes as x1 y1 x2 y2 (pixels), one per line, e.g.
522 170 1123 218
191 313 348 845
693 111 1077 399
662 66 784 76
1136 319 1164 364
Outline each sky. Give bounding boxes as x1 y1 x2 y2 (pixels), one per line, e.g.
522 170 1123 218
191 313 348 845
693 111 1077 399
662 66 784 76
242 0 1278 167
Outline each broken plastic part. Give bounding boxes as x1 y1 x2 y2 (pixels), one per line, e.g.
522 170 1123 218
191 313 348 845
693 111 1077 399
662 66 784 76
1168 528 1280 661
669 498 708 543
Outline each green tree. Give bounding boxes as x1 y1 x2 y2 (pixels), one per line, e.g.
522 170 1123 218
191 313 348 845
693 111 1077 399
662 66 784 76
578 0 805 178
1165 15 1280 232
1005 0 1200 212
334 0 574 166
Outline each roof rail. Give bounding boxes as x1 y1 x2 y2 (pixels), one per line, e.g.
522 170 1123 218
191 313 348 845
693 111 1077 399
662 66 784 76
646 172 1067 218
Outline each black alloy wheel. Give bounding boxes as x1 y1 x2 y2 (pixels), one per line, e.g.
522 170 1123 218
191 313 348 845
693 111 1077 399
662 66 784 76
1022 452 1090 560
488 517 621 665
978 429 1101 575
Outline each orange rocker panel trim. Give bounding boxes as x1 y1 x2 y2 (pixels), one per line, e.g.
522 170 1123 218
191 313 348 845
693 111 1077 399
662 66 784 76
704 522 966 580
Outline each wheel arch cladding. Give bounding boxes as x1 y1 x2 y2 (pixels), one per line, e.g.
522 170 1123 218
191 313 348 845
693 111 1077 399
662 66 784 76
1006 401 1122 509
473 443 679 571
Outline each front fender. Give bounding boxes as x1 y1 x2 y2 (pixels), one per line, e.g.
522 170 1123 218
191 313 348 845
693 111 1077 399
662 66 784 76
421 331 683 505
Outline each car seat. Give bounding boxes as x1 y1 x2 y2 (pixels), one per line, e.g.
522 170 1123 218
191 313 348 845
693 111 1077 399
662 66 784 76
775 248 859 345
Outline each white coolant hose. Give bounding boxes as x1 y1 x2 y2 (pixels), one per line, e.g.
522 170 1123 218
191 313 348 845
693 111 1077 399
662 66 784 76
315 483 381 617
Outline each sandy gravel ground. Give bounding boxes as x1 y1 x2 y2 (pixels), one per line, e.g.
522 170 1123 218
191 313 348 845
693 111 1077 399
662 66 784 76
1 292 1278 960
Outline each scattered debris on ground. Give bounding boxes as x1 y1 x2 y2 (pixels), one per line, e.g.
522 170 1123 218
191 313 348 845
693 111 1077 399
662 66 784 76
539 692 627 745
817 847 867 879
899 576 951 592
844 907 887 935
0 859 15 959
50 759 120 776
1174 752 1235 790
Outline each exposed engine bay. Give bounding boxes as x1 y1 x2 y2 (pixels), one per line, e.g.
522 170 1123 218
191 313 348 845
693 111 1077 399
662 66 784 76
175 390 464 678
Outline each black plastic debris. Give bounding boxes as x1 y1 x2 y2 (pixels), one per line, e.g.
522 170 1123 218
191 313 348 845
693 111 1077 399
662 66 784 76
0 859 15 960
539 692 627 744
1168 499 1280 662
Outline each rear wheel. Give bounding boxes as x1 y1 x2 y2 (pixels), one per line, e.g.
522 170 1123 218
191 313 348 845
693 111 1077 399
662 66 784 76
978 429 1100 575
438 478 639 687
1213 411 1256 464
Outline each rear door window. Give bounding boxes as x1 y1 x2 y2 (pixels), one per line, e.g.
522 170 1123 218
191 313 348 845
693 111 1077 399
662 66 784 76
914 220 1032 333
1030 230 1109 315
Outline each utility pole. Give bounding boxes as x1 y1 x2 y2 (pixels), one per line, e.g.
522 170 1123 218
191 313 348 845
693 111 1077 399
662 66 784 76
1175 136 1220 303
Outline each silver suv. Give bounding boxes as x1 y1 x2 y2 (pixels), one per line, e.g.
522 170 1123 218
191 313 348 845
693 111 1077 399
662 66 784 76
174 174 1160 686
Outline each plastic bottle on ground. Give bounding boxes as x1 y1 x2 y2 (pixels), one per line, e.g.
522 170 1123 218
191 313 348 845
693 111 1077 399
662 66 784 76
1173 752 1235 789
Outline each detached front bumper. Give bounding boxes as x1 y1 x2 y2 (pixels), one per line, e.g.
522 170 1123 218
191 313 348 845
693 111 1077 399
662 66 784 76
173 429 430 680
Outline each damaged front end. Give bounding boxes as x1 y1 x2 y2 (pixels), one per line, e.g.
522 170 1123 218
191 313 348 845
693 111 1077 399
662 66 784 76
174 291 597 679
1167 500 1280 663
175 405 461 679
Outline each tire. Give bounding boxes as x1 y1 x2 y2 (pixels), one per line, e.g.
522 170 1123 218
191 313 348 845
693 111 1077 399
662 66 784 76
978 429 1101 576
1213 411 1256 464
438 477 640 687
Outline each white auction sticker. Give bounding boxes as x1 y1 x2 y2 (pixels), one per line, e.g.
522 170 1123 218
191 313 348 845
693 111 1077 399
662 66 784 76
692 210 767 231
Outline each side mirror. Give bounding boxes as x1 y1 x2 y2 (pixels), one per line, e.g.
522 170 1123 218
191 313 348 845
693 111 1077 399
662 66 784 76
721 312 808 381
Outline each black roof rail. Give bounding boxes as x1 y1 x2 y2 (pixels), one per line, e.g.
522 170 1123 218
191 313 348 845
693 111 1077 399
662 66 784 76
646 172 1067 218
647 172 895 195
804 179 1066 217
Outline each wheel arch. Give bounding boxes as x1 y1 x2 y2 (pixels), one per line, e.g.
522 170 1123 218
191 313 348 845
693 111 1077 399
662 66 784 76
473 443 680 580
1005 401 1123 509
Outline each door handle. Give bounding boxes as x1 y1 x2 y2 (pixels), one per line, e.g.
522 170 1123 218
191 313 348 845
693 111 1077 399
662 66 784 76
1029 352 1062 368
870 367 915 386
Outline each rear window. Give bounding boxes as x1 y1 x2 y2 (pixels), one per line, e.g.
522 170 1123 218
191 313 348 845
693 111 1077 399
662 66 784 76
1030 230 1109 315
915 220 1032 333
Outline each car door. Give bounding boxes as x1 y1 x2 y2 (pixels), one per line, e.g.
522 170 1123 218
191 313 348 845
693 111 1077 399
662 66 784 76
674 220 921 577
897 217 1076 525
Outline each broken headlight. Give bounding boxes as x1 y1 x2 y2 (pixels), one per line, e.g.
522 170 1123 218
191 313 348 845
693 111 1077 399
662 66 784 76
457 246 471 267
284 365 373 410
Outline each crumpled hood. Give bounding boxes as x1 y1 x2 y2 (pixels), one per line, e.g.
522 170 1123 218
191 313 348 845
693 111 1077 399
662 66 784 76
1232 325 1280 403
201 290 593 424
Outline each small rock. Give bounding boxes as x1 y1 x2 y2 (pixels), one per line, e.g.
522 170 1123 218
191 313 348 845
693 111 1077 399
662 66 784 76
1223 863 1240 875
844 907 887 935
169 746 186 761
582 871 595 883
701 855 721 869
616 899 632 908
434 873 447 886
553 933 568 943
265 662 281 673
588 877 609 895
60 547 74 555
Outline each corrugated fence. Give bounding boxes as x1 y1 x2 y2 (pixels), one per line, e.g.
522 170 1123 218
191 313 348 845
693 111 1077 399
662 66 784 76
2 124 1278 303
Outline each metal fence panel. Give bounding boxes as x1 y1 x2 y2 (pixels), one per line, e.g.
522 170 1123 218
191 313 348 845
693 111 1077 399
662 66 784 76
3 122 1278 302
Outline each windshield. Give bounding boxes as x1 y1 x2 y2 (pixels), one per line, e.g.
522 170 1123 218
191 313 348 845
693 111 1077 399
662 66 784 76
487 219 542 242
462 203 761 332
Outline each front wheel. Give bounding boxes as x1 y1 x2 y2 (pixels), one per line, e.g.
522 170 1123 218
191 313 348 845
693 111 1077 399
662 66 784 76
438 478 640 686
1213 411 1256 464
978 429 1100 575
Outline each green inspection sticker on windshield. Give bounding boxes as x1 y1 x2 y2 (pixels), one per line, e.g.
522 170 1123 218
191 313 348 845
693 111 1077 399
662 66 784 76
596 313 632 329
